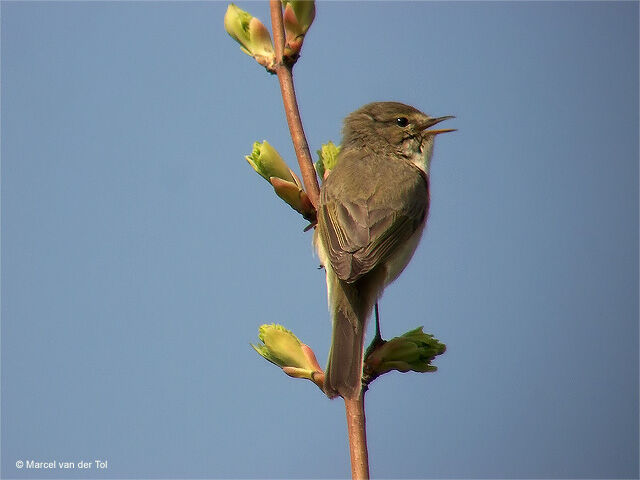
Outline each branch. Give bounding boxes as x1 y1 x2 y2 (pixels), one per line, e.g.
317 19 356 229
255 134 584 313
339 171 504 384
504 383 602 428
344 394 370 480
269 0 320 209
269 4 368 478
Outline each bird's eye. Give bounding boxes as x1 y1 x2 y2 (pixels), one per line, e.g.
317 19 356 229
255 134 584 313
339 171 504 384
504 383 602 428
396 117 409 127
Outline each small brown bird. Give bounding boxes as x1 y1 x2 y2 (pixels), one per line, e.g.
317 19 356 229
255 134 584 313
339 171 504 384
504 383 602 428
314 102 455 399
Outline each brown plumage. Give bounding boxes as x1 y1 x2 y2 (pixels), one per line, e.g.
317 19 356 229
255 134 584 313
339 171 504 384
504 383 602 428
314 102 454 399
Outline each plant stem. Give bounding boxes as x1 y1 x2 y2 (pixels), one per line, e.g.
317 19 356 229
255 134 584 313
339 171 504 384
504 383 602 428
268 0 320 209
344 393 370 480
269 3 369 478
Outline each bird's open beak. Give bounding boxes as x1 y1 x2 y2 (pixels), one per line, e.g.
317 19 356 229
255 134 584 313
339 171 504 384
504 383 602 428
420 115 456 135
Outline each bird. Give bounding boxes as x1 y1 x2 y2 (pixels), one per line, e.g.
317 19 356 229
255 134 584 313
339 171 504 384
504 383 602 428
314 101 455 399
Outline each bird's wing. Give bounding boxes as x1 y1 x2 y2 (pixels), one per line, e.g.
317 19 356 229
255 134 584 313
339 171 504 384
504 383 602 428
317 154 429 283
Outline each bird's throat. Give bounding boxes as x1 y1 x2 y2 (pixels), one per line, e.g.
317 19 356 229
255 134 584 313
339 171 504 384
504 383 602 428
403 136 433 176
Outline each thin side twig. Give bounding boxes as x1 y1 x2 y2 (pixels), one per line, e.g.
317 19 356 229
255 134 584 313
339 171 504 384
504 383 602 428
269 0 320 209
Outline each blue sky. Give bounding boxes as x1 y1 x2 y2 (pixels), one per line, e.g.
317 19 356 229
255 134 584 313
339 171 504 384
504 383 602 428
2 1 638 479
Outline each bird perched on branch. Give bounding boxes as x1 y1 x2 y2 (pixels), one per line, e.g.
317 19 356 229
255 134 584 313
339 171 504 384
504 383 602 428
314 101 455 399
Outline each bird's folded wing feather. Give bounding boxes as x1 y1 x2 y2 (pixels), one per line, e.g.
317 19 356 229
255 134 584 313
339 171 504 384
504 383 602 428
318 158 428 283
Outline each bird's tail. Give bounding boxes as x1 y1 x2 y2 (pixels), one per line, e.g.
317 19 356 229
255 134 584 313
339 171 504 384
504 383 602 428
324 270 383 399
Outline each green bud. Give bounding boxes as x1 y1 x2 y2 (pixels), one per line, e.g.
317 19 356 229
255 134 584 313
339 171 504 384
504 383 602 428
364 327 446 380
315 141 340 181
282 0 316 39
282 0 315 35
246 140 295 184
270 177 316 222
282 0 315 59
245 141 316 223
252 324 324 388
224 4 276 71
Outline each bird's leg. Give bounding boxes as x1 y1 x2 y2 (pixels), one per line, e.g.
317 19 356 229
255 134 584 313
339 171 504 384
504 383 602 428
362 303 387 390
373 303 383 344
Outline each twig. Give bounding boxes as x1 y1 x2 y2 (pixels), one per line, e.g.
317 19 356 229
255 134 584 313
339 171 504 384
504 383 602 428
269 3 368 478
345 394 370 480
268 0 320 209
